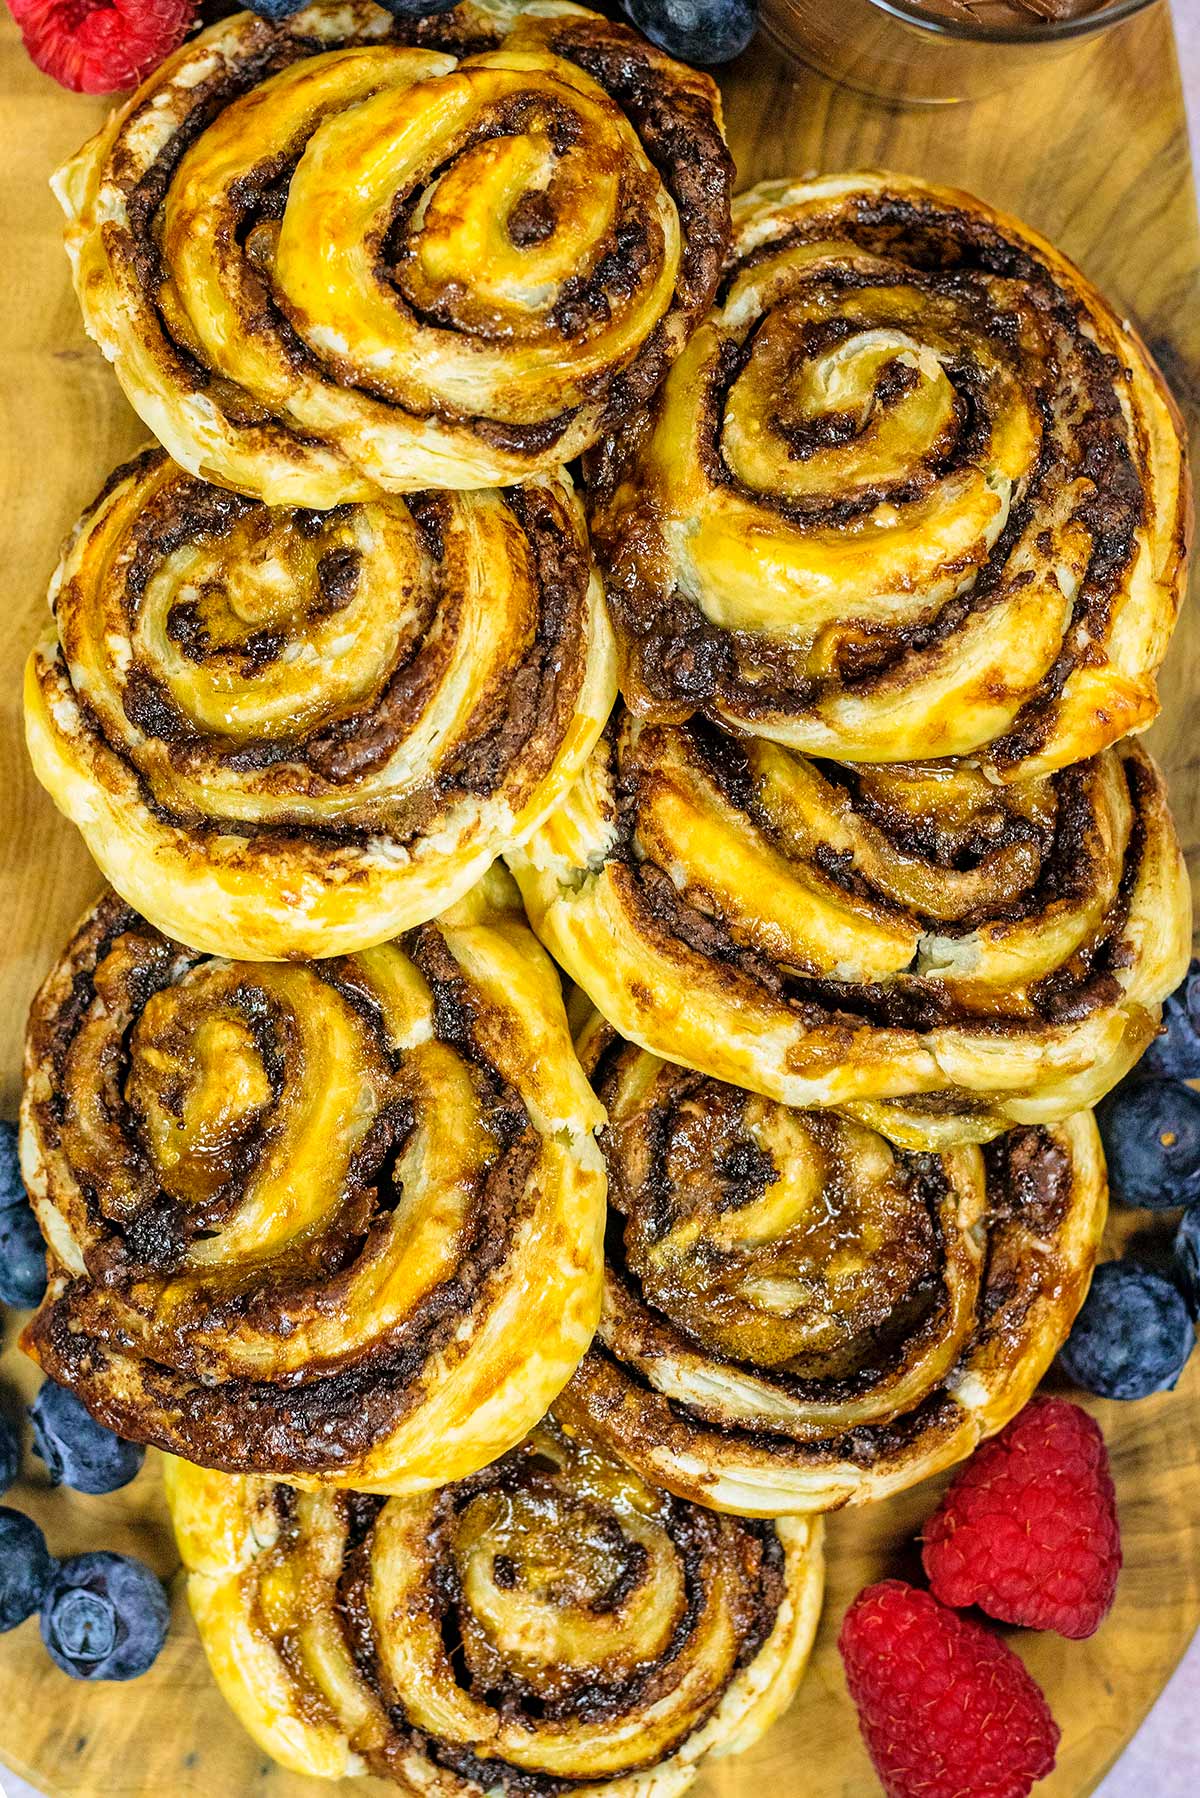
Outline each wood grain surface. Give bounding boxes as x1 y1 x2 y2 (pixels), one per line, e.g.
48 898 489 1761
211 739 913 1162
0 4 1198 1796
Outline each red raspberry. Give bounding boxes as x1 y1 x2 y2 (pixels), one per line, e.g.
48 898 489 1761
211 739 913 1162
922 1396 1121 1640
6 0 196 94
839 1581 1059 1798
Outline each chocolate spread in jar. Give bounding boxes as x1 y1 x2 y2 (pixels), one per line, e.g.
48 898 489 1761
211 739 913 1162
910 0 1108 24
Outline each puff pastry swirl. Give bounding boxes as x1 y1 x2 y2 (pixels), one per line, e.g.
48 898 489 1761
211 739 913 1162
590 173 1191 777
508 710 1191 1145
557 1015 1106 1515
165 1411 823 1795
20 872 606 1494
25 448 615 960
54 0 732 503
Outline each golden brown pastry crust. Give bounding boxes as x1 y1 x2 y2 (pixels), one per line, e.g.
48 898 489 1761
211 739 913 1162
55 1 732 503
20 871 606 1495
557 1014 1107 1515
508 709 1192 1145
25 448 615 960
589 173 1191 778
165 1413 823 1795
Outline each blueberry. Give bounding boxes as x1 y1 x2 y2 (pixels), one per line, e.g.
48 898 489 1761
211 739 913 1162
1143 960 1200 1077
244 0 308 20
374 0 462 13
40 1552 169 1681
30 1384 145 1496
0 1508 54 1632
0 1413 18 1497
1096 1078 1200 1210
622 0 757 66
0 1121 23 1208
1176 1206 1200 1319
0 1123 45 1308
1059 1260 1195 1399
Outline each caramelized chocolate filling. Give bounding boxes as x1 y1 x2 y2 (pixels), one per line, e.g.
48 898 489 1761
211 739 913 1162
120 11 731 454
599 189 1145 748
317 1436 786 1796
585 1119 1073 1466
23 897 547 1476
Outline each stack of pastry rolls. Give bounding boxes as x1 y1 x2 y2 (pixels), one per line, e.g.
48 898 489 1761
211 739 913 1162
15 5 1191 1792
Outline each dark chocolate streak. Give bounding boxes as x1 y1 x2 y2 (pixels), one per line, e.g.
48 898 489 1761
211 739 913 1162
24 906 541 1475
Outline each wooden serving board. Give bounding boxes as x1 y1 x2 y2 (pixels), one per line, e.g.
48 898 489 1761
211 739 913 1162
1 5 1198 1796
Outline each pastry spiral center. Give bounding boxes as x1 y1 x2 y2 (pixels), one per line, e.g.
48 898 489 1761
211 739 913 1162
723 314 960 500
610 1068 941 1374
452 1479 680 1689
264 50 680 416
129 1004 274 1207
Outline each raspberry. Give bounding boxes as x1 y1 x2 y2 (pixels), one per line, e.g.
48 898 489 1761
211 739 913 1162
839 1581 1059 1798
6 0 196 94
922 1396 1121 1640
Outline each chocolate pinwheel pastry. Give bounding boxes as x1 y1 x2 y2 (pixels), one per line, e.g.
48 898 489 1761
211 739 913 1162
20 871 607 1494
507 708 1191 1146
24 448 615 960
589 172 1190 778
165 1410 823 1793
556 1014 1107 1514
55 0 732 505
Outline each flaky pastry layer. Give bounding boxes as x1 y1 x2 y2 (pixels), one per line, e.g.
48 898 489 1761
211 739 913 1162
559 1014 1106 1514
165 1412 823 1795
508 709 1191 1144
21 870 606 1494
589 172 1191 777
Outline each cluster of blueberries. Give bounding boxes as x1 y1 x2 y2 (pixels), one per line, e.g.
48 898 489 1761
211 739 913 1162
248 0 761 72
0 1122 169 1682
1058 963 1200 1401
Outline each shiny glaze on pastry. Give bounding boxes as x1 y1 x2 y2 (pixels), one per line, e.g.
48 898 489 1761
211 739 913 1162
508 709 1191 1145
557 1014 1106 1514
25 448 615 960
165 1411 823 1794
589 173 1190 778
20 871 606 1494
54 0 732 503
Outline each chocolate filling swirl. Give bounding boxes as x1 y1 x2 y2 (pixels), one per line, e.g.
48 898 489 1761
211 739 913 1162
589 172 1190 777
556 1021 1107 1515
166 1413 823 1795
55 1 733 502
20 877 606 1493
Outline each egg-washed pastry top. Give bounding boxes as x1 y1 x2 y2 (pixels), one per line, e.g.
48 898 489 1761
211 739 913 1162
20 870 606 1495
557 1013 1106 1515
54 0 733 505
25 447 615 961
507 709 1191 1147
588 172 1191 778
165 1411 824 1797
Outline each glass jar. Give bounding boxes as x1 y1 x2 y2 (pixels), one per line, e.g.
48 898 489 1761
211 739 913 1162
758 0 1161 104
